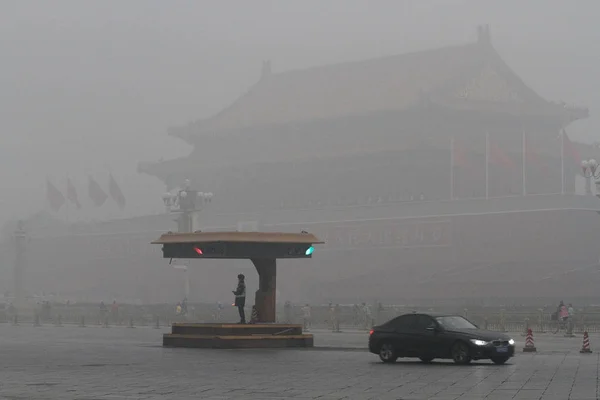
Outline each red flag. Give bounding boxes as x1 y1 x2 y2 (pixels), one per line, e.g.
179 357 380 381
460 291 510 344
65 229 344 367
489 139 517 170
108 174 126 209
524 134 538 165
88 176 108 207
67 178 81 209
46 179 65 212
563 129 581 165
452 137 469 167
524 134 552 176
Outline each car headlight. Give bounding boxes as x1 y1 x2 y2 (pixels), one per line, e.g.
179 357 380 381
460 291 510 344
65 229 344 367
470 339 488 346
508 339 515 345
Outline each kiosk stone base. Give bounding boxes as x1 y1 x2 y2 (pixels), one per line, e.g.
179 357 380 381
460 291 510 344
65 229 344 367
163 323 314 349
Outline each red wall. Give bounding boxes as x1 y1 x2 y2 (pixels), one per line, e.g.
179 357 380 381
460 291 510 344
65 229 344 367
14 209 599 304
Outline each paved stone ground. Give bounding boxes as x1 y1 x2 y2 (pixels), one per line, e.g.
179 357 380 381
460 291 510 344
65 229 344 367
1 325 600 399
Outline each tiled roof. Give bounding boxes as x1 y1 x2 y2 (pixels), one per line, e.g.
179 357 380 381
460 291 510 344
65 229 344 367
170 39 556 140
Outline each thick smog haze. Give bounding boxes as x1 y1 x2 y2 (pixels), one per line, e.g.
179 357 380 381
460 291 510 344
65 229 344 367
0 0 597 227
3 3 600 393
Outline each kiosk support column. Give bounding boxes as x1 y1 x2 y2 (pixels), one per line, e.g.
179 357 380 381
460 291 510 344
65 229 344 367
251 258 277 323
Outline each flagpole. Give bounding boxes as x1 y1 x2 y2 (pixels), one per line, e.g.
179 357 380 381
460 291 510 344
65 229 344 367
450 137 455 200
485 132 489 199
64 175 70 224
522 130 527 196
64 198 70 224
45 177 51 216
561 129 565 195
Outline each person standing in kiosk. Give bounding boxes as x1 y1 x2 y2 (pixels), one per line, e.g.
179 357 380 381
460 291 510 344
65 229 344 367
233 274 246 324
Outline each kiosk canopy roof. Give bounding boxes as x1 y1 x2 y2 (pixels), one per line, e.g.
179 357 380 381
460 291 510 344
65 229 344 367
152 231 323 245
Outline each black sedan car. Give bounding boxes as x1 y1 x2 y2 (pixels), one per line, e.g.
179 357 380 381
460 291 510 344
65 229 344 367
369 313 515 365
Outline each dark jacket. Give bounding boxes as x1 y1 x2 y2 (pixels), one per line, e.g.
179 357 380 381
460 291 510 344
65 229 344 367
234 281 246 306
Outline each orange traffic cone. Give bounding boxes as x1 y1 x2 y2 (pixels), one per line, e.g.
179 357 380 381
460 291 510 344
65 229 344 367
523 328 536 352
580 331 592 353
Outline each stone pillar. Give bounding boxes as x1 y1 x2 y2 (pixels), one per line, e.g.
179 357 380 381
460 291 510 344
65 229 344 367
251 258 277 323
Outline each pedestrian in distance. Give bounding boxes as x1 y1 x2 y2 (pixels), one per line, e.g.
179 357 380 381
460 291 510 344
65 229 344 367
334 304 342 332
301 304 311 332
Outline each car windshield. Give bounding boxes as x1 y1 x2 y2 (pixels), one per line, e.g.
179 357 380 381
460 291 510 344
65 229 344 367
436 316 477 330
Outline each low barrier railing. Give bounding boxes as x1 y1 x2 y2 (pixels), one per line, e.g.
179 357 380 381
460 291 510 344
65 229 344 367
1 305 598 334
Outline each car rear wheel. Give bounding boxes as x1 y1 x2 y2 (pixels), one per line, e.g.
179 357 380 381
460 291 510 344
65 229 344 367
378 342 398 363
451 341 472 365
491 356 509 365
419 357 434 363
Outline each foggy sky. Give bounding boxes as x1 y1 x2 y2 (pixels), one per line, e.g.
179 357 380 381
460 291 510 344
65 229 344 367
0 0 598 227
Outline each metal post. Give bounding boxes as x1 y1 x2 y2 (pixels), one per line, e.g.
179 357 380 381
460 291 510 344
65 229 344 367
561 129 565 194
184 269 190 299
13 221 26 310
485 132 489 199
522 129 527 196
450 136 455 200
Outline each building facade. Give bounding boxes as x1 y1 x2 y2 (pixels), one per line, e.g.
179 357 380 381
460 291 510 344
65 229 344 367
3 27 598 305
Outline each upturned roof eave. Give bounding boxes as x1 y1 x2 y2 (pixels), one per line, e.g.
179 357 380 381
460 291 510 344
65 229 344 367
166 38 588 142
167 121 212 144
169 98 584 145
171 102 580 145
432 98 576 121
170 105 424 143
167 76 269 143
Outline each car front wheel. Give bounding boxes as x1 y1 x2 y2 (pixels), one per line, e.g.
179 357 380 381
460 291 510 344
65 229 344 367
491 356 509 365
451 341 472 365
378 342 398 363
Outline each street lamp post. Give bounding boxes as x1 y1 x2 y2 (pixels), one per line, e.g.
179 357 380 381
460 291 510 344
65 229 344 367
171 263 189 299
580 159 600 197
162 180 212 302
161 179 213 233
